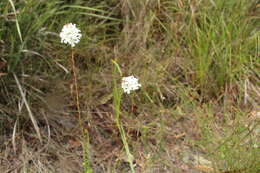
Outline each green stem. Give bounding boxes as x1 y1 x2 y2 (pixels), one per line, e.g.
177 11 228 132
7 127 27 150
113 74 135 173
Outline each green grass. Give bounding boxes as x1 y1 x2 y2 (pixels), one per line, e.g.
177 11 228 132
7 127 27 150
0 0 259 172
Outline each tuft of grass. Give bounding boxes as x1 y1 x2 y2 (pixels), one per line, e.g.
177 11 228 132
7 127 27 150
196 106 260 172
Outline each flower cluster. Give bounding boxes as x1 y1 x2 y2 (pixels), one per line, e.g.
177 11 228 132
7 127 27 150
121 75 141 94
60 23 82 47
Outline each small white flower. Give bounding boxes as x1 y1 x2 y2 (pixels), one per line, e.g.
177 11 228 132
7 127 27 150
59 23 82 47
121 75 141 94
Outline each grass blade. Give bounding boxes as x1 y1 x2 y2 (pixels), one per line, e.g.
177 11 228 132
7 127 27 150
7 0 23 43
13 73 42 143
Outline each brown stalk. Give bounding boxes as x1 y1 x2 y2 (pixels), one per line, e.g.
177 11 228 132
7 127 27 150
70 49 81 123
70 49 91 170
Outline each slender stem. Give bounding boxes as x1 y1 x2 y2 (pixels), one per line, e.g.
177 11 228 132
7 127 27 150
70 49 91 172
71 49 81 121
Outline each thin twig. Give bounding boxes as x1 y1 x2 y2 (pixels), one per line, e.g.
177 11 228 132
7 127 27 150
12 119 18 153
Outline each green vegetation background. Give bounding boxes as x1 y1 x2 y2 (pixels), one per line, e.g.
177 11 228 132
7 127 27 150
0 0 259 172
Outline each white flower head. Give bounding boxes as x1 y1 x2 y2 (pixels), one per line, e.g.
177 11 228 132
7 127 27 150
121 75 141 94
60 23 82 47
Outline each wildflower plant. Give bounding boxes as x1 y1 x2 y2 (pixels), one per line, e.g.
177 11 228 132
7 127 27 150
59 23 81 119
60 23 92 173
112 60 142 173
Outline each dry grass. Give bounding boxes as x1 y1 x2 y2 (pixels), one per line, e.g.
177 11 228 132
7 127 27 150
0 0 259 172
